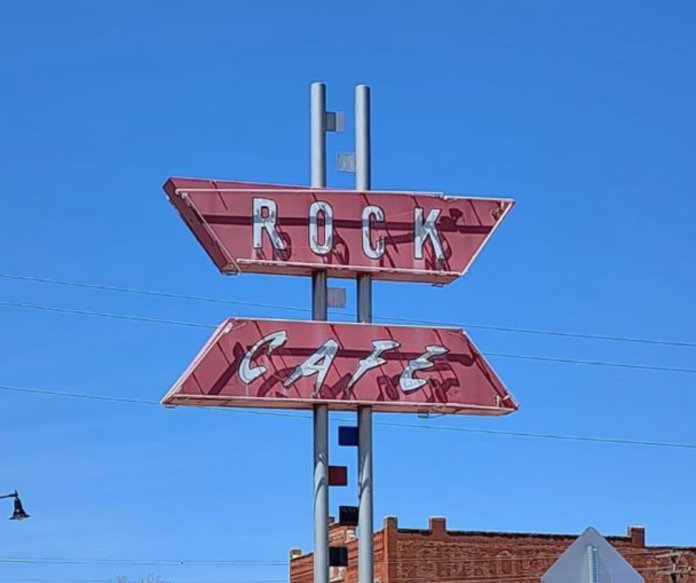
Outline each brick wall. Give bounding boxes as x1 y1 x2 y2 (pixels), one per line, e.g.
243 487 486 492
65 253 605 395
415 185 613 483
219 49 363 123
290 519 389 583
290 517 695 583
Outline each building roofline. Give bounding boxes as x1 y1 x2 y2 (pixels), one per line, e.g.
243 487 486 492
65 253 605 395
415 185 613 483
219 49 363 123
391 527 632 542
289 519 696 561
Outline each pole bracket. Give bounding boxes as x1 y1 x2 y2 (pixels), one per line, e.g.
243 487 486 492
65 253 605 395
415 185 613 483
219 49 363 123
337 153 356 173
325 111 345 132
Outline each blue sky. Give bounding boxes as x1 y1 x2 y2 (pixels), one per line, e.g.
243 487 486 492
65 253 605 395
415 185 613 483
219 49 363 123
1 0 695 581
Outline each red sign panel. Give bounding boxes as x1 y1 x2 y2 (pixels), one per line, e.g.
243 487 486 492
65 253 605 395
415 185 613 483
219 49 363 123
164 177 513 284
162 318 518 415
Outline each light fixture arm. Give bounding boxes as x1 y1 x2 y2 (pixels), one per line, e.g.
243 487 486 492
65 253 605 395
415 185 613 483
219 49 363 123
0 491 18 501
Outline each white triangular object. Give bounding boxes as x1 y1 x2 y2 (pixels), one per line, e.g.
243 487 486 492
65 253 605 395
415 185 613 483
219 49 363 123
542 527 644 583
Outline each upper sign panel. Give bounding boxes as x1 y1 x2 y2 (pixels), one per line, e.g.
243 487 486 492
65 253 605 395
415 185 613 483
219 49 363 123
164 177 513 284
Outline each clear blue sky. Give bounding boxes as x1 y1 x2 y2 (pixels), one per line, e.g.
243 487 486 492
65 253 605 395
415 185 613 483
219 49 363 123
1 0 695 581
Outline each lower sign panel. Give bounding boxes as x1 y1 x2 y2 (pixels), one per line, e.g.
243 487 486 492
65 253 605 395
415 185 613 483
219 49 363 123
162 319 518 415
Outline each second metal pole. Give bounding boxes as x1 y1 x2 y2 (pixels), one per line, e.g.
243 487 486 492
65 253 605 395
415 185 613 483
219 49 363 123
356 83 374 583
311 81 329 583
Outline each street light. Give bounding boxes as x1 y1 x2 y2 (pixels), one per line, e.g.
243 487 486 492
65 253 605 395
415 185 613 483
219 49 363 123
0 491 30 521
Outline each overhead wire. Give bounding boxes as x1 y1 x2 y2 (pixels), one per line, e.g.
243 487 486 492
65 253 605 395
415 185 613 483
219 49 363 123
0 299 213 330
1 383 695 451
0 273 309 314
0 580 287 583
0 549 685 570
1 273 695 450
2 271 695 349
0 579 287 583
0 552 683 567
1 298 696 375
0 556 283 566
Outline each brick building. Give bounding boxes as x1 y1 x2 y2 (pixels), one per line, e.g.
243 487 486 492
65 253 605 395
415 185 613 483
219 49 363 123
289 517 695 583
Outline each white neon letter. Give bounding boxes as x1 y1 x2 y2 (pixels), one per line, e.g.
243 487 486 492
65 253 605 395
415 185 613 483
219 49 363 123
239 331 288 384
253 198 286 250
362 205 385 259
309 201 334 255
414 208 444 261
346 339 400 390
400 345 449 393
283 339 339 396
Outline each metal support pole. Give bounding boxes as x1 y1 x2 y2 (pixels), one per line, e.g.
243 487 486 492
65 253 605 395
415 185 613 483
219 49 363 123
311 81 329 583
355 85 371 193
313 401 329 580
311 82 327 191
586 545 599 583
356 83 374 583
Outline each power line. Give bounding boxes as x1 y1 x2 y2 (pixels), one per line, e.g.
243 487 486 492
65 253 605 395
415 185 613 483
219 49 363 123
2 298 696 376
1 383 695 451
0 273 308 314
0 557 284 567
374 419 696 450
2 271 695 349
0 299 213 330
0 384 161 406
483 351 696 375
0 579 286 583
0 549 680 567
0 384 307 422
0 551 686 568
0 552 682 575
379 314 696 349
